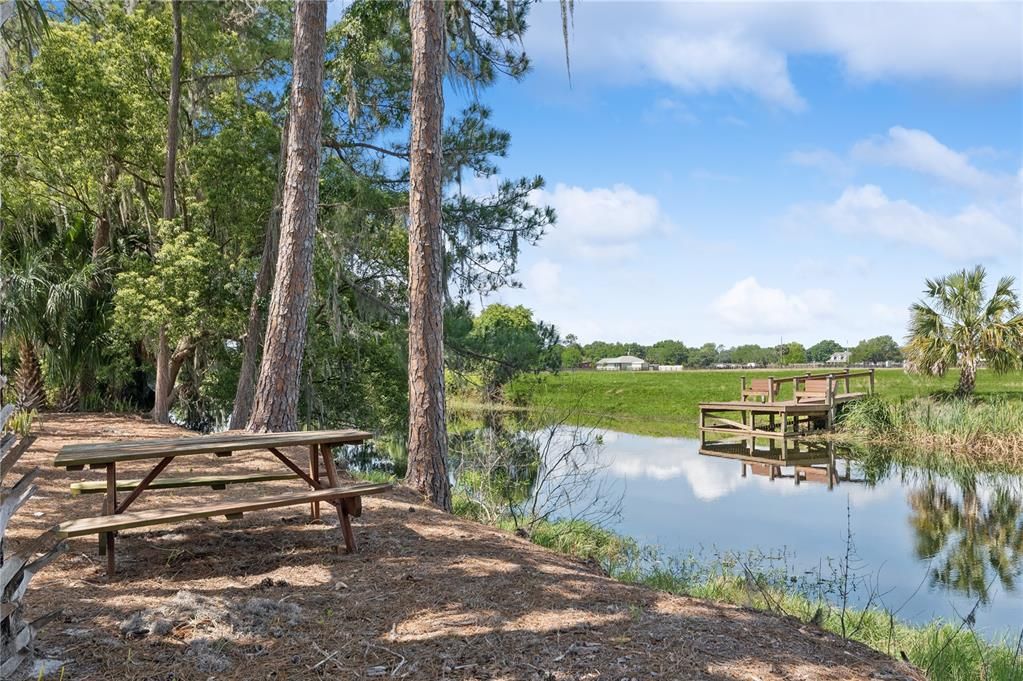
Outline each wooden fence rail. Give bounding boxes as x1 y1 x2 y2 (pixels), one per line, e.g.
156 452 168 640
740 368 874 405
1 375 66 678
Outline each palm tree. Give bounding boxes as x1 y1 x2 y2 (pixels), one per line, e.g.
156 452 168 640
906 266 1023 397
1 241 49 410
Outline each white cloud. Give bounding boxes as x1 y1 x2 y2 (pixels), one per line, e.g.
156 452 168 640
530 183 673 260
524 259 573 305
784 185 1020 259
868 303 908 333
713 277 837 334
851 127 1001 191
525 3 1022 108
643 33 805 111
797 4 1022 87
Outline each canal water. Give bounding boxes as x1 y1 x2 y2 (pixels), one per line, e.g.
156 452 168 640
539 427 1022 639
346 419 1022 640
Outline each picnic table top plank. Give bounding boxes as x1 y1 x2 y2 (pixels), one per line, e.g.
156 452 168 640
54 429 372 468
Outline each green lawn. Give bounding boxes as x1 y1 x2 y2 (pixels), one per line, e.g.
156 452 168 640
508 368 1023 438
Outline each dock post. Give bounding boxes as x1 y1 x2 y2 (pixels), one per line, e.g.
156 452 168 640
767 377 775 403
869 368 875 395
826 375 835 430
828 442 836 491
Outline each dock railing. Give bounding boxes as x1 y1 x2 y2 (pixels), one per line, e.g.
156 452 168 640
740 368 874 405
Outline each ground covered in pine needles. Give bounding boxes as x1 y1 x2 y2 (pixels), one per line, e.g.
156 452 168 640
8 413 924 680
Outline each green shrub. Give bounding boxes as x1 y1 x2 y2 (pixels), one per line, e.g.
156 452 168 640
5 409 36 437
839 395 899 435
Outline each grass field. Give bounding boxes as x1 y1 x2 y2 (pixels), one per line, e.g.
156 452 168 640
507 368 1023 438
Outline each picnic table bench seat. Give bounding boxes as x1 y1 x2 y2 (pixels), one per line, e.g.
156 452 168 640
69 472 300 495
57 483 390 537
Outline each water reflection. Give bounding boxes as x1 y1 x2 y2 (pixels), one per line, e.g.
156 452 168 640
909 479 1023 603
351 412 1023 635
698 436 867 490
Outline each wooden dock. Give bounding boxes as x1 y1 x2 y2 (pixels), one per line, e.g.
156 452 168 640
698 369 874 438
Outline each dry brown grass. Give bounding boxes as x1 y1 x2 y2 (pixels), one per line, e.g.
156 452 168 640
7 413 926 680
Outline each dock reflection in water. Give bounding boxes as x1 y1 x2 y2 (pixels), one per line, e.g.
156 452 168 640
549 426 1023 638
698 435 865 489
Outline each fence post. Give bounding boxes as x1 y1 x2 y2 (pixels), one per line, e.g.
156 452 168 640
1 375 67 679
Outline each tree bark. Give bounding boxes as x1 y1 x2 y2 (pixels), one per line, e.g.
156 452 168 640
247 0 326 433
956 357 977 397
404 0 451 511
162 0 183 222
228 113 289 430
14 340 46 411
152 325 171 423
92 163 117 260
151 0 183 424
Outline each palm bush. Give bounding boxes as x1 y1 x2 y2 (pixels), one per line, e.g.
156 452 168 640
906 266 1023 397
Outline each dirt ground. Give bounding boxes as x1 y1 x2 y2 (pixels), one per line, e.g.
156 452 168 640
6 413 924 680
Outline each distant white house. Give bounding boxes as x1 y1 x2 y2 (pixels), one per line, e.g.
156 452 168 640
826 350 851 364
596 355 650 371
656 364 685 372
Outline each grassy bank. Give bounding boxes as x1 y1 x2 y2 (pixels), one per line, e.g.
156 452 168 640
839 395 1023 469
507 368 1023 441
481 514 1021 681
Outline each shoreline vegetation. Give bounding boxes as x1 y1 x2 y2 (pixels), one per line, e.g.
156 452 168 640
352 425 1023 681
516 518 1023 681
429 368 1023 678
353 452 1023 681
499 368 1023 469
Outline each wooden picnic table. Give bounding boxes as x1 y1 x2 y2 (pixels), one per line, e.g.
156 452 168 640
54 429 390 576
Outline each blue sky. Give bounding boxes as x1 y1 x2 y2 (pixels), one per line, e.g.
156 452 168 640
336 1 1023 348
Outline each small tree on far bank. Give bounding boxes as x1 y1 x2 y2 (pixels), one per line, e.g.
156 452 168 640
906 266 1023 397
850 335 902 365
465 304 560 400
807 339 844 363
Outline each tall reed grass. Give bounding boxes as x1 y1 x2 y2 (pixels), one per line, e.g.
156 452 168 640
839 396 1023 469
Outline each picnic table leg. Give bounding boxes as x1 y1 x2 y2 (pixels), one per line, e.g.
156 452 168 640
105 462 117 576
308 445 321 520
319 444 357 553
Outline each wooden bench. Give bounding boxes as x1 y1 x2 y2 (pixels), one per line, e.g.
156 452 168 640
795 377 834 403
741 378 779 402
57 482 390 555
69 472 300 495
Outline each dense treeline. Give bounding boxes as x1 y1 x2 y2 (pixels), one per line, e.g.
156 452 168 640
559 335 904 368
0 0 554 435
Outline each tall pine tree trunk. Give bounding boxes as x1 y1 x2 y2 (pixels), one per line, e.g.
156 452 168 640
152 0 183 425
247 0 326 433
404 0 451 511
229 113 289 430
